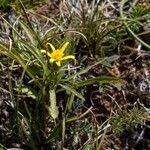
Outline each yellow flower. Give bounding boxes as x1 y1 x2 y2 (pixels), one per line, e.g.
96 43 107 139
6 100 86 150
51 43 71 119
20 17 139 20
41 42 75 66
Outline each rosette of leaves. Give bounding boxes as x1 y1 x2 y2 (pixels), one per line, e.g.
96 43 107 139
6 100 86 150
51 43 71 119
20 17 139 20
127 5 150 32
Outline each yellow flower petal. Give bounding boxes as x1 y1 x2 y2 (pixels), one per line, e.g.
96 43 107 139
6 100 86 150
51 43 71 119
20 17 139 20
47 43 56 51
56 61 61 66
41 49 46 53
60 42 69 53
49 58 55 63
61 55 75 60
47 52 52 57
42 42 74 67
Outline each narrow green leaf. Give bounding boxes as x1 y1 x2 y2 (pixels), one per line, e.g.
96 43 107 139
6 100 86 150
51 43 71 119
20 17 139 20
82 144 91 150
100 55 119 67
65 56 119 81
14 85 37 99
0 43 42 87
66 116 79 122
74 76 125 88
46 124 61 143
20 21 37 46
62 117 65 144
0 143 7 150
59 84 85 101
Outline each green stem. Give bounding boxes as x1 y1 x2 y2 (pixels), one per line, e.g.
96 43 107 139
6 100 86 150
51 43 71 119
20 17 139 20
120 0 150 49
49 89 59 119
18 0 43 48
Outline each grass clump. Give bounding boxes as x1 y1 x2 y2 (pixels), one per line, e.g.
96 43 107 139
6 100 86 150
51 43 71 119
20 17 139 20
110 107 147 135
0 0 46 9
127 5 150 32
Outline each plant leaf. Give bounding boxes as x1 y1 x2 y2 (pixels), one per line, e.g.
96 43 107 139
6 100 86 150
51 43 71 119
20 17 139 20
74 76 126 87
20 21 37 46
59 84 85 101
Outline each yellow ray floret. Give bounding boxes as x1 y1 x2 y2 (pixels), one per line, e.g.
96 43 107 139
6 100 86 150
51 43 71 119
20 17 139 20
41 42 75 66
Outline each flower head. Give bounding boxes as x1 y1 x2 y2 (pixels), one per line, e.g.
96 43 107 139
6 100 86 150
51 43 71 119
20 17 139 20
41 42 75 66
